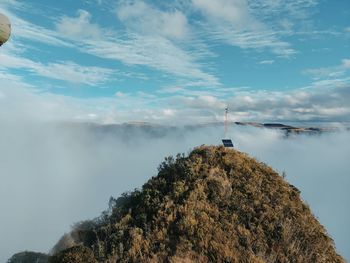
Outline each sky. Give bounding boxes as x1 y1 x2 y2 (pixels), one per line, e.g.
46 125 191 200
0 0 350 124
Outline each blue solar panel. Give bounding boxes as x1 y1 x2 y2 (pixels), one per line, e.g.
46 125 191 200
222 139 234 147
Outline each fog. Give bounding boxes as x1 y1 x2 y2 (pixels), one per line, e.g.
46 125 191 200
0 122 349 261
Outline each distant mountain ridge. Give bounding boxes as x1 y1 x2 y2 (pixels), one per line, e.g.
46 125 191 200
234 121 340 135
57 120 345 140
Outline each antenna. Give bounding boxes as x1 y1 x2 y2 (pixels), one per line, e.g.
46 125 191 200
222 106 234 148
224 107 229 138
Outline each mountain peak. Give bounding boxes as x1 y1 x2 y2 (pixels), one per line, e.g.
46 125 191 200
13 146 345 262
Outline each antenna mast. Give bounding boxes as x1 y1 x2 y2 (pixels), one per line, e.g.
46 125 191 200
222 106 234 148
224 107 228 138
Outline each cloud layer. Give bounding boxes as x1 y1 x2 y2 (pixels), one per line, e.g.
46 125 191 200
1 77 350 124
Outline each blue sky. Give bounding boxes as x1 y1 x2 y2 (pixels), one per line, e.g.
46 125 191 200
0 0 350 124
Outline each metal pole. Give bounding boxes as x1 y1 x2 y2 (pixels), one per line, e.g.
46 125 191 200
224 107 228 138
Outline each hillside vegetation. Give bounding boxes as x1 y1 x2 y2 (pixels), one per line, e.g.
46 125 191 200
10 146 345 262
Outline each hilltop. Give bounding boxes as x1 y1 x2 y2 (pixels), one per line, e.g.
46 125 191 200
9 146 345 262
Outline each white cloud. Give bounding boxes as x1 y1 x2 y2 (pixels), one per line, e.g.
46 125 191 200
163 108 176 116
116 1 188 39
51 6 218 86
209 26 296 56
0 53 115 85
80 35 219 86
1 69 350 124
115 91 127 97
0 84 79 122
168 83 350 123
0 79 166 124
303 59 350 80
192 0 250 26
310 77 350 89
2 4 215 86
191 0 296 56
189 0 325 57
248 0 318 20
342 59 350 69
234 86 350 122
303 68 345 79
259 60 275 65
179 94 226 111
56 10 104 40
0 70 34 89
35 62 115 85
